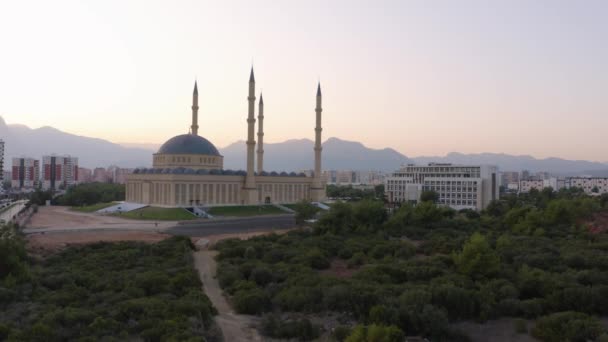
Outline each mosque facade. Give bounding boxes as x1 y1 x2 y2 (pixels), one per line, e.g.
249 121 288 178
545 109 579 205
125 69 326 206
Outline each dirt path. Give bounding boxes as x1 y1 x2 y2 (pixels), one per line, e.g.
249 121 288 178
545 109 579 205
193 250 262 342
27 206 176 230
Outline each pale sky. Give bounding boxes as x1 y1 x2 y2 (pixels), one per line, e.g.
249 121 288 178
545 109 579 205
0 0 607 161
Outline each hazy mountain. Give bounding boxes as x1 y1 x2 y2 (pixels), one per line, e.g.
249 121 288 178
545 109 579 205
2 116 606 174
0 116 151 168
411 152 608 174
220 137 412 172
117 142 159 151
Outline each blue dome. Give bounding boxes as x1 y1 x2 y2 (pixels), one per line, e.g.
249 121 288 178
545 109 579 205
158 134 221 156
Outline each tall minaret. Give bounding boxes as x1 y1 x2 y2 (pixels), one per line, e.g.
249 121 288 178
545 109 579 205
244 67 258 203
257 93 264 174
311 82 325 201
191 81 199 136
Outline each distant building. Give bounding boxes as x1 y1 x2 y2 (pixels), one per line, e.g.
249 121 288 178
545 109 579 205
519 177 564 193
42 155 79 190
385 163 499 211
501 171 520 185
2 171 11 183
358 171 385 185
567 177 608 195
11 157 40 189
519 179 545 193
536 171 551 180
321 170 385 186
93 167 110 183
78 167 93 183
107 166 134 184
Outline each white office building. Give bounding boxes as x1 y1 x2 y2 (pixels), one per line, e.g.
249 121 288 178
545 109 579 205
385 163 499 211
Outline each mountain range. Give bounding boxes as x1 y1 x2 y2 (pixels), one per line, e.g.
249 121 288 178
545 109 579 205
1 116 606 174
0 117 150 168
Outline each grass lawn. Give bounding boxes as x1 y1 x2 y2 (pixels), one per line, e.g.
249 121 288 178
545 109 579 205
71 202 117 213
282 204 299 211
208 205 287 217
117 206 195 220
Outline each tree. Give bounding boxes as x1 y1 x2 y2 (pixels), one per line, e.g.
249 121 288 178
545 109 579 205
374 184 385 201
453 232 500 279
420 190 439 203
294 200 318 225
353 200 387 230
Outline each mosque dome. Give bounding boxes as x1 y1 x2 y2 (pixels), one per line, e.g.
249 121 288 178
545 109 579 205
158 134 221 156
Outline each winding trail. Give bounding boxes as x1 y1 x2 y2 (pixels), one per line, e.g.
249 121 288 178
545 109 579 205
193 250 262 342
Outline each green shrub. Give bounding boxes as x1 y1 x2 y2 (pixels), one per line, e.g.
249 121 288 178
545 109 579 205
233 288 271 315
532 311 605 342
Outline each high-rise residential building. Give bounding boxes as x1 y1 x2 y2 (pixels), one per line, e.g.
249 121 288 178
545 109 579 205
385 163 499 211
0 140 4 183
501 171 520 185
106 166 134 184
11 157 40 189
567 177 608 195
42 155 79 190
93 167 109 183
78 167 93 183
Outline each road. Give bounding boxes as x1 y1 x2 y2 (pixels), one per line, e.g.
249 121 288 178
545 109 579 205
0 200 27 223
22 214 296 237
167 214 296 237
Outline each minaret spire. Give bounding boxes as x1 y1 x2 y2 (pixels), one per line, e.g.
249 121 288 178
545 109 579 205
311 82 325 201
257 92 264 174
191 80 199 135
244 67 258 203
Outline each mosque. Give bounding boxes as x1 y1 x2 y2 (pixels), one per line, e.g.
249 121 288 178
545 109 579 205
125 68 326 207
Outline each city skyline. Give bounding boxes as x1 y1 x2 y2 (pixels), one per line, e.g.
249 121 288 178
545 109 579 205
1 0 607 161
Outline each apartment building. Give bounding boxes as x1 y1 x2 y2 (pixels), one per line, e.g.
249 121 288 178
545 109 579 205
567 177 608 195
385 163 499 211
11 157 40 189
42 155 79 190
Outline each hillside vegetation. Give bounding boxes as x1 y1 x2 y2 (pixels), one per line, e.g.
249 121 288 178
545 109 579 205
0 230 218 341
215 189 608 341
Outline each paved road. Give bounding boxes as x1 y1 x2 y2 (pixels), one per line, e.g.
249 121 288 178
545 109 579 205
168 214 296 237
0 200 27 223
22 213 296 237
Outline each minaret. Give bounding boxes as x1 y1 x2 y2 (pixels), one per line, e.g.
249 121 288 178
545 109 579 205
257 93 264 174
244 67 258 203
191 81 199 136
311 82 325 201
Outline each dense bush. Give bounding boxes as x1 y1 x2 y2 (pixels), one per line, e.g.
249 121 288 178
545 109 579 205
215 191 608 341
532 311 606 342
59 182 125 206
261 314 321 341
0 236 218 340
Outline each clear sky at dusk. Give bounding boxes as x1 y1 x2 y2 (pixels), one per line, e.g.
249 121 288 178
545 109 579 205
0 0 606 161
